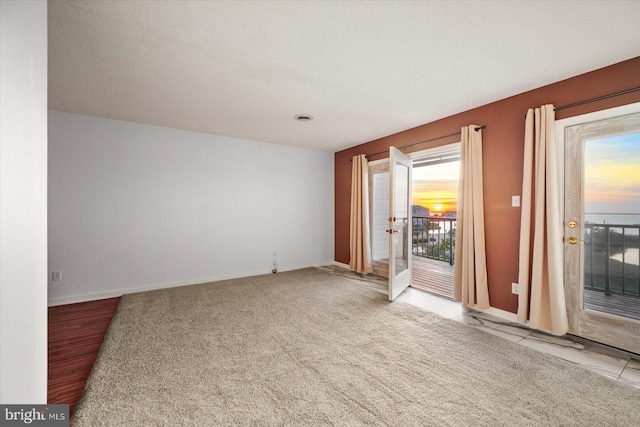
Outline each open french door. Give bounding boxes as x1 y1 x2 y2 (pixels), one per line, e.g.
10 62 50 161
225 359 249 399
388 147 412 301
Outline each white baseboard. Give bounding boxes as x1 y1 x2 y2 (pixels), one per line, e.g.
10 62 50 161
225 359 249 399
49 289 129 307
333 261 351 270
47 262 333 307
474 305 564 335
476 306 519 323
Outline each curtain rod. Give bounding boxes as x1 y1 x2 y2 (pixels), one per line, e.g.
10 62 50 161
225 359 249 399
555 86 640 111
353 125 486 161
525 86 640 117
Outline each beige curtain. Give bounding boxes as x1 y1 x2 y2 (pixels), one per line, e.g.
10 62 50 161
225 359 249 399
350 154 373 273
517 105 568 335
454 126 490 309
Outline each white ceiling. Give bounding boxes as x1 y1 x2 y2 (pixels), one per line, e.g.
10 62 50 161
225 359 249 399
48 1 640 152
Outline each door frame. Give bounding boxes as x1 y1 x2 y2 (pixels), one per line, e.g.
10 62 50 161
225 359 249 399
558 101 640 353
367 143 462 286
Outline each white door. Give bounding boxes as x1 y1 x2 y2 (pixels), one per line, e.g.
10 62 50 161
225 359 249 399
563 109 640 354
388 147 412 301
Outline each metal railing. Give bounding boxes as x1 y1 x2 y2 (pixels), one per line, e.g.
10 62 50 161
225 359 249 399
583 223 640 297
412 216 456 265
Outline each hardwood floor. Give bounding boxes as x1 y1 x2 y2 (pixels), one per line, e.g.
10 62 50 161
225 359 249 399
48 297 121 416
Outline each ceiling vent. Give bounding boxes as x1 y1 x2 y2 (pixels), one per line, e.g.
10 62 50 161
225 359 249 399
295 114 313 122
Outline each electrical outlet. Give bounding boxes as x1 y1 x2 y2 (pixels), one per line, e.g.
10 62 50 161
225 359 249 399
52 271 62 282
512 195 520 207
511 283 519 294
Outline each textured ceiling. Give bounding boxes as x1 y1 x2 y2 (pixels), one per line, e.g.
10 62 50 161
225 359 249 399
48 1 640 152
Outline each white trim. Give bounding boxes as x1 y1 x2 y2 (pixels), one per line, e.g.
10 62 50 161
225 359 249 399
555 101 640 141
368 158 386 167
47 262 333 306
473 305 569 336
474 305 519 323
407 142 461 160
367 141 462 166
333 261 351 270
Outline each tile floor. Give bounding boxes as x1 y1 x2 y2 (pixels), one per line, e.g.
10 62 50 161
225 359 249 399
319 265 640 390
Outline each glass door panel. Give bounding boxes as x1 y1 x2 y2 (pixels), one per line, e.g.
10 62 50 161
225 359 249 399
583 135 640 319
369 163 390 278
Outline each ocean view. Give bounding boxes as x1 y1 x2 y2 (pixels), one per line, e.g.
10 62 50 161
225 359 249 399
584 213 640 225
584 213 640 266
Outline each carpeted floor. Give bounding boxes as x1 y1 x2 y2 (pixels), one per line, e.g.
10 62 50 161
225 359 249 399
72 268 640 426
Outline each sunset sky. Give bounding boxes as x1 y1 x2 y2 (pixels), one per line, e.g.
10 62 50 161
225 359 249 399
412 161 459 213
411 131 639 216
584 132 640 214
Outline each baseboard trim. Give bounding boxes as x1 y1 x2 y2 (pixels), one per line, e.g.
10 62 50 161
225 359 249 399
333 261 351 270
47 262 333 307
476 306 519 323
472 305 565 336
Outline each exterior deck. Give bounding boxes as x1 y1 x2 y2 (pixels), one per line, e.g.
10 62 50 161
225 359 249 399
584 289 640 321
411 255 454 300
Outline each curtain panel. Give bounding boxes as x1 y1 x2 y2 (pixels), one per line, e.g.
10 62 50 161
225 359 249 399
349 154 373 274
453 126 490 309
517 105 568 335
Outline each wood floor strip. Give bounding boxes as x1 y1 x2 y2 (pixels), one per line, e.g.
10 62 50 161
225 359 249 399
48 297 120 416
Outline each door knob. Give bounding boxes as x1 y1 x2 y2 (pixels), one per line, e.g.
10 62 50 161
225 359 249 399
567 237 582 244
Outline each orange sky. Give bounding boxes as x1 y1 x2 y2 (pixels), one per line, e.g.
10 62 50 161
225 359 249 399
584 133 640 214
412 161 459 213
411 132 639 216
411 131 639 215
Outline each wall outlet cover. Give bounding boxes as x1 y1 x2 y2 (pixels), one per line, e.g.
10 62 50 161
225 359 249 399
511 283 519 294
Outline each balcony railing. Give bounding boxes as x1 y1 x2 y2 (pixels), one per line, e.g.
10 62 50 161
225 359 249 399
584 223 640 297
412 216 455 265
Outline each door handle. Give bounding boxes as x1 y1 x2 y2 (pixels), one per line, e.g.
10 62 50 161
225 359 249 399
567 237 583 244
386 229 398 234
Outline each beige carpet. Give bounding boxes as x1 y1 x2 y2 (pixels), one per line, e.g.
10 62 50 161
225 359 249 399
72 268 640 426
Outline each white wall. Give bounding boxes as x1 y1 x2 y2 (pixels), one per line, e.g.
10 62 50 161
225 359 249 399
48 112 334 305
0 0 48 403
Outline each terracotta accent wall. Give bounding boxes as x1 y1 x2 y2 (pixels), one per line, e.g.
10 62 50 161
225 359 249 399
335 57 640 314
